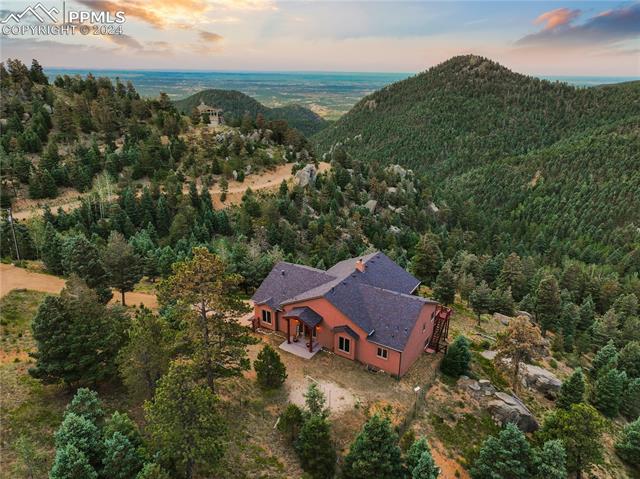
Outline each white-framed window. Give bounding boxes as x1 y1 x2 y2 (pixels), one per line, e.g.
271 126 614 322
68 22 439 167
422 322 426 333
338 336 351 353
377 347 388 359
262 310 272 324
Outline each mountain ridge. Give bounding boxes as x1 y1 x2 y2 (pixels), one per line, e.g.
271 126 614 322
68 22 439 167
174 88 328 136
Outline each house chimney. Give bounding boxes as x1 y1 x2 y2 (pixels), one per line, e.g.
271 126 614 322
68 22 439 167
355 259 365 272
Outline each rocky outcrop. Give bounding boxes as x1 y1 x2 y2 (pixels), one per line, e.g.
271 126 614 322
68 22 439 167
520 364 561 398
364 199 378 213
294 164 317 187
488 392 539 432
493 312 511 326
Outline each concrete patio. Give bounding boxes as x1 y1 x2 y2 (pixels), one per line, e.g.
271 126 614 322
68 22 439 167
279 339 321 359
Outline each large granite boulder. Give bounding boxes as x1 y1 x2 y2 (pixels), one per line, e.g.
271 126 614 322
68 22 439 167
294 164 317 187
493 312 511 326
488 392 539 432
520 364 561 398
364 199 378 213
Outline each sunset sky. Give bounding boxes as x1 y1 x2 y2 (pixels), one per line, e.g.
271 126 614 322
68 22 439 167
1 0 639 76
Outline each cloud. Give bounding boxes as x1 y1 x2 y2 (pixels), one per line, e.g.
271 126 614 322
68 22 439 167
518 3 640 48
199 30 223 43
103 33 143 49
75 0 273 29
533 8 580 31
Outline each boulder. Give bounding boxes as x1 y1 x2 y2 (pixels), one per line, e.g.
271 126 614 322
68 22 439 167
294 164 318 187
389 225 401 234
428 202 439 213
488 392 539 432
520 364 561 398
364 199 378 213
493 312 511 326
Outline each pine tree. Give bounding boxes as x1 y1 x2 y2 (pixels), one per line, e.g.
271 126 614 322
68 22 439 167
158 248 256 392
440 335 471 377
617 341 640 379
538 403 605 478
535 275 561 334
29 277 128 385
590 339 618 377
54 413 103 467
498 252 526 301
405 437 430 472
145 364 225 479
294 414 336 479
155 195 171 237
254 344 287 389
411 234 442 285
491 287 515 316
412 449 440 479
49 444 97 479
136 463 171 479
615 418 640 467
433 260 456 305
405 437 439 478
577 296 595 333
64 388 104 425
621 378 640 420
104 411 142 448
470 280 492 324
557 368 585 409
102 432 143 479
304 382 329 418
278 403 304 443
117 309 173 399
62 236 112 303
534 440 567 479
102 231 143 306
42 221 64 275
342 415 404 479
591 368 626 417
470 423 534 479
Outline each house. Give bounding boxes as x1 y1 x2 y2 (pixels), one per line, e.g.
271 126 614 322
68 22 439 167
196 101 223 126
251 252 451 377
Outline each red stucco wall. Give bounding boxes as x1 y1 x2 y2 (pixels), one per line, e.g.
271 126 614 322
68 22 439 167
253 298 437 377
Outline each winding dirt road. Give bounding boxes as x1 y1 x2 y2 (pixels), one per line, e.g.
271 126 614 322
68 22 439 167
0 263 158 309
12 162 331 221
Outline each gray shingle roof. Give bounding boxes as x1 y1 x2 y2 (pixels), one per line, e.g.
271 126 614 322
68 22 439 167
251 262 335 310
253 252 435 352
284 307 323 328
333 325 360 340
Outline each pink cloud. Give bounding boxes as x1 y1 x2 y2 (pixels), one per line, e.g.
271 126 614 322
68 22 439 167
533 8 580 30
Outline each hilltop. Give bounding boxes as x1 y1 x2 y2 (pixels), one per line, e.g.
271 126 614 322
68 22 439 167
313 55 640 265
174 89 328 136
313 55 639 176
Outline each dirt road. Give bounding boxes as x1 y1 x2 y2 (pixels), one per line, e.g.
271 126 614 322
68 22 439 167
12 162 331 221
0 263 158 309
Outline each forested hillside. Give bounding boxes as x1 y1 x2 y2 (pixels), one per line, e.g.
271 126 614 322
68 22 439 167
313 55 640 267
0 60 312 207
174 89 328 136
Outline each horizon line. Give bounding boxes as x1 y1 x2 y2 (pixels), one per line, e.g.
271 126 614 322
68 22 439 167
42 66 640 80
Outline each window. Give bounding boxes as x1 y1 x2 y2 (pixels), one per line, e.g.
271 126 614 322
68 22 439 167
377 347 388 359
338 336 351 353
422 323 426 333
262 310 272 324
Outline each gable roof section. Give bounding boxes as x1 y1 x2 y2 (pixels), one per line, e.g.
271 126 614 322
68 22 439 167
283 307 323 328
251 262 335 310
324 279 435 351
327 252 420 294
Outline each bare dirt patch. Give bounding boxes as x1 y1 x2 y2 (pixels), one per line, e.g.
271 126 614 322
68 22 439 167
0 263 158 310
288 377 357 415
